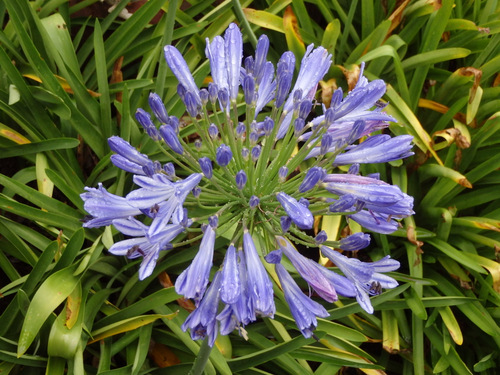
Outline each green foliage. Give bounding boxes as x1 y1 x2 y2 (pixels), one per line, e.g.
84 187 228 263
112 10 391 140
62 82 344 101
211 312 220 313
1 0 499 374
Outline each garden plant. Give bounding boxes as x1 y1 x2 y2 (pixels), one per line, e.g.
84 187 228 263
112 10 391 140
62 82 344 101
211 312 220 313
0 1 499 374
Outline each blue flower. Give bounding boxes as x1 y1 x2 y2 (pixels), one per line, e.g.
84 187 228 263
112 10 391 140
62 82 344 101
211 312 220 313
277 236 340 302
109 217 188 280
277 45 332 139
182 271 222 347
108 136 154 175
332 134 414 165
276 192 313 230
126 173 202 236
244 231 275 317
176 222 217 303
80 183 142 228
215 144 232 167
164 45 202 116
224 23 243 102
220 244 240 304
339 232 371 251
275 263 329 338
159 124 184 155
320 246 400 314
148 92 169 124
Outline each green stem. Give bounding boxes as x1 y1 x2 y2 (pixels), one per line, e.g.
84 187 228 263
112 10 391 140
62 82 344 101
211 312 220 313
188 337 213 375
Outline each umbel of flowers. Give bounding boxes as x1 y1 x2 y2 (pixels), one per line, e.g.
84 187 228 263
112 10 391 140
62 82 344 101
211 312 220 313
81 23 414 346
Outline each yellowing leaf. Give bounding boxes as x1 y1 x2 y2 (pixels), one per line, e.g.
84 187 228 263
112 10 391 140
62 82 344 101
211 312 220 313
89 314 177 344
242 8 284 33
0 123 30 144
23 73 101 97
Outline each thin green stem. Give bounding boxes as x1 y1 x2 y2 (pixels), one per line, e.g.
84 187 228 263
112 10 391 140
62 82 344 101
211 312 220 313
187 337 213 375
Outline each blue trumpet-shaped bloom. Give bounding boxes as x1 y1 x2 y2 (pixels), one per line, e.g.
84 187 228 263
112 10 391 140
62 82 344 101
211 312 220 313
243 231 275 317
182 271 222 347
175 222 217 303
81 183 143 228
109 217 188 280
275 263 329 338
321 246 399 314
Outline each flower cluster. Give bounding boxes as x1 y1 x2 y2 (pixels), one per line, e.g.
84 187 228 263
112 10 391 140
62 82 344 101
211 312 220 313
81 23 414 345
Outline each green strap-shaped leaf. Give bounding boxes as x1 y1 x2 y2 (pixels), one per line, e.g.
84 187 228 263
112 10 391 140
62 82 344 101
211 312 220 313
18 264 80 357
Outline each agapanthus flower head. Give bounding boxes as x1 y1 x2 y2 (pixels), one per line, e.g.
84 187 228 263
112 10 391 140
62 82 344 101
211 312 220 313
82 23 413 344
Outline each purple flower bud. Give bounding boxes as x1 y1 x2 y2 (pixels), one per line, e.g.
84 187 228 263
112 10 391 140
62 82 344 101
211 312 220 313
241 147 249 160
299 167 327 193
148 93 169 123
264 249 282 264
108 136 150 167
330 87 343 108
208 82 218 104
199 88 209 105
218 88 229 112
164 45 201 107
168 116 179 132
208 215 218 229
199 157 213 179
192 186 201 198
254 35 269 84
176 83 186 100
195 139 202 150
278 166 288 182
299 198 310 208
329 195 356 212
275 51 295 108
251 145 261 161
142 162 157 177
339 232 371 251
244 56 254 73
208 123 218 139
236 123 246 138
184 91 200 117
348 164 360 175
263 117 274 136
159 124 183 154
294 118 305 135
249 195 260 208
276 192 313 230
163 162 175 177
315 230 328 244
136 108 155 130
324 108 335 125
346 120 366 144
320 133 333 155
333 134 414 165
243 74 256 105
235 170 247 190
216 144 232 166
249 131 259 144
280 216 291 233
298 100 312 119
293 89 303 103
